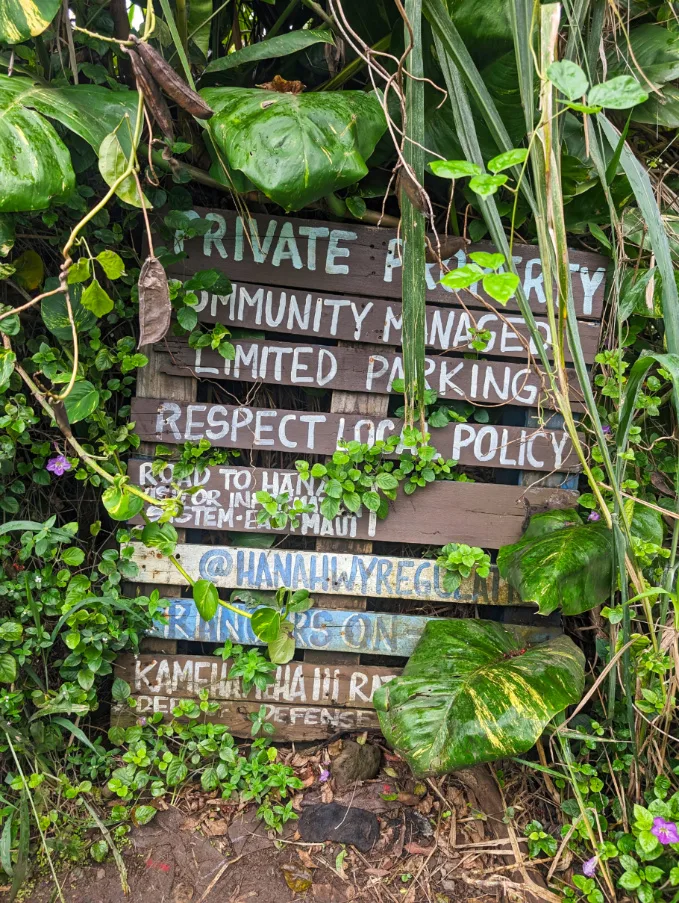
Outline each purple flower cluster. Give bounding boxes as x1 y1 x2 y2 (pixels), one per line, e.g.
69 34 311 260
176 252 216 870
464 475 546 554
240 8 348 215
652 817 679 845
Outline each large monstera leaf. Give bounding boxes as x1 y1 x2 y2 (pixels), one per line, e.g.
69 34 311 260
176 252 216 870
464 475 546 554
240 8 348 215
0 76 138 213
374 619 585 776
201 87 387 211
497 508 614 617
0 0 60 45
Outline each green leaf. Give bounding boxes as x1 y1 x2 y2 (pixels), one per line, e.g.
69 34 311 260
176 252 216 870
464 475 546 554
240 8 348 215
201 87 387 211
268 631 295 665
77 668 94 691
487 149 528 173
13 249 43 289
112 678 131 702
588 76 648 111
619 872 642 891
140 522 178 556
375 472 399 491
0 621 22 642
429 159 481 179
193 579 219 622
362 491 381 512
81 279 114 317
67 258 91 285
99 120 148 209
90 840 108 863
132 805 157 826
468 173 508 197
469 251 505 270
64 380 100 424
251 607 282 643
547 60 589 100
166 758 188 787
0 0 60 44
205 28 334 73
607 24 679 88
0 652 16 683
62 547 85 566
374 620 584 776
483 272 520 304
96 250 125 280
0 348 15 389
0 76 138 214
498 511 614 616
631 84 679 128
41 279 97 341
0 214 14 256
101 483 144 521
320 496 341 520
64 631 80 650
440 264 483 291
630 503 664 546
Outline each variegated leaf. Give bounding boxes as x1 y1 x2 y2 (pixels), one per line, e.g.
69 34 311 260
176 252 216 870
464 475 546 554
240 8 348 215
0 76 138 213
374 619 584 776
497 508 614 616
0 0 60 45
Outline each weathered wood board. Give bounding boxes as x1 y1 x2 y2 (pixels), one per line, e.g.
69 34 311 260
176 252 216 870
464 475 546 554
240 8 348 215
128 543 524 606
128 459 578 548
158 338 584 410
195 280 600 363
115 697 381 738
116 655 398 706
166 208 606 320
146 601 559 652
115 654 397 739
131 399 580 473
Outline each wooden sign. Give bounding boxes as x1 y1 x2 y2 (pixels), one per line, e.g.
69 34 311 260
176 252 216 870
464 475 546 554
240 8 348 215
194 280 600 363
131 398 579 473
128 543 524 606
166 208 606 320
115 697 381 738
146 602 560 653
115 654 397 738
128 459 578 548
158 338 584 410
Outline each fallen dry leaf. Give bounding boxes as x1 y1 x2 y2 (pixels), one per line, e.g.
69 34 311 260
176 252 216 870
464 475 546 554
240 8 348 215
257 75 305 93
297 848 318 870
281 863 313 893
405 841 435 856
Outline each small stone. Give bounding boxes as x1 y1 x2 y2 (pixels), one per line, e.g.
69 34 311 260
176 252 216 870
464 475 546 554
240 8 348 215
299 803 380 852
96 869 105 881
332 741 380 790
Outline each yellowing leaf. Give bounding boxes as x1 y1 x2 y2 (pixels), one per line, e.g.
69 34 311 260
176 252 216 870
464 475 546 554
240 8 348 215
13 250 43 289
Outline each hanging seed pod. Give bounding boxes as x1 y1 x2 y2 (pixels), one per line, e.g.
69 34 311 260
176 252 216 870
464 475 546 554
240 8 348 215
131 36 214 120
126 47 174 143
138 256 171 348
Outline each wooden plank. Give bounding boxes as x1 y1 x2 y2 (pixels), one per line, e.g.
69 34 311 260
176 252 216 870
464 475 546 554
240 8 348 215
195 279 600 363
147 602 561 651
134 344 197 655
129 544 524 606
157 338 584 410
114 697 380 739
131 398 580 473
166 208 606 320
128 459 578 548
115 654 398 707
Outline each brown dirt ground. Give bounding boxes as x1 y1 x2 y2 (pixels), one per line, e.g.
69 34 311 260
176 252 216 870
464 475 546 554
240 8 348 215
10 744 559 903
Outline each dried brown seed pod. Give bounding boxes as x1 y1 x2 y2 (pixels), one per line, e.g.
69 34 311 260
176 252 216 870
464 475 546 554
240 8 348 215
131 36 214 120
138 256 171 348
126 48 174 143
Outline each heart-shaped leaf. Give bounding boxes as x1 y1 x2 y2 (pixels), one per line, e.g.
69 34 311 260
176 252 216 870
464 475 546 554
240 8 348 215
102 482 144 522
497 509 614 616
588 76 648 110
374 619 584 776
251 607 282 643
41 279 97 341
201 87 387 211
64 380 100 424
193 579 219 622
547 60 589 101
429 159 481 179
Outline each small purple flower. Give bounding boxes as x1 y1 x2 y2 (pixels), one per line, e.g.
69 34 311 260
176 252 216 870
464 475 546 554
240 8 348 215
651 817 679 845
137 716 148 727
582 857 598 877
588 511 601 522
47 455 72 476
602 425 611 435
319 768 330 783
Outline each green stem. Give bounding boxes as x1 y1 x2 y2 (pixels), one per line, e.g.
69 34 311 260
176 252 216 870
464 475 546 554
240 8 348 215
266 0 298 38
218 598 253 619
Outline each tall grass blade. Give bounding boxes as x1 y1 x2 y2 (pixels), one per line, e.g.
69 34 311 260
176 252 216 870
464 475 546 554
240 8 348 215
402 0 426 427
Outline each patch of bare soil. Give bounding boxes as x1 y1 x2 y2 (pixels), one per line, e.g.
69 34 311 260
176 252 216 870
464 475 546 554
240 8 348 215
18 742 557 903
